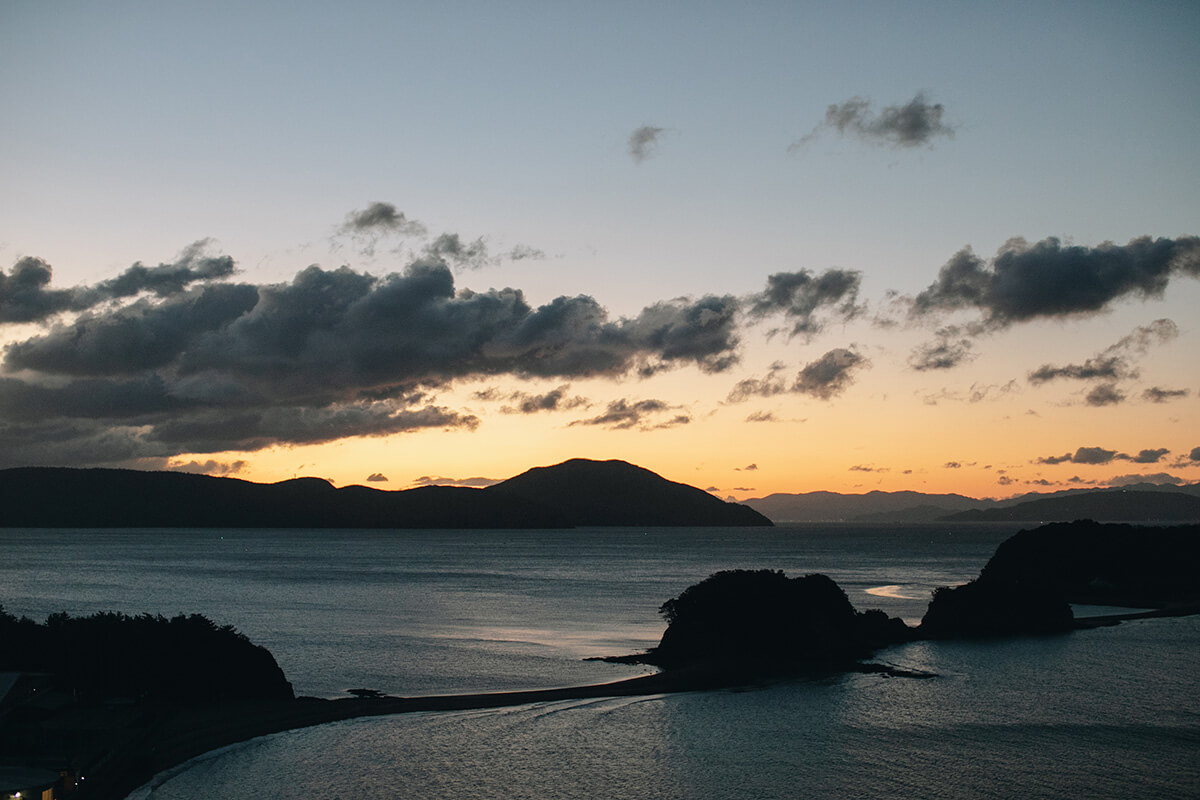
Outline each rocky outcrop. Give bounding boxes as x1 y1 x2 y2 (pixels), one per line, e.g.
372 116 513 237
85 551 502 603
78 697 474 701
612 569 911 672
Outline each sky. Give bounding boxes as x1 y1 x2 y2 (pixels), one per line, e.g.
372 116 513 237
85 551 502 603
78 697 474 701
1 0 1198 500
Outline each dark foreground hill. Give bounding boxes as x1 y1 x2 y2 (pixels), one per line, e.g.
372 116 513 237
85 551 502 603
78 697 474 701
0 459 769 528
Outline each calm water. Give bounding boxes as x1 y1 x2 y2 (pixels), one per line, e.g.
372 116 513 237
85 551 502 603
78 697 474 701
3 523 1197 798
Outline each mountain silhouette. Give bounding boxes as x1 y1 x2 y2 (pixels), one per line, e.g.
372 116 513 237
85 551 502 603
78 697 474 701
939 490 1200 522
488 458 771 527
0 459 770 528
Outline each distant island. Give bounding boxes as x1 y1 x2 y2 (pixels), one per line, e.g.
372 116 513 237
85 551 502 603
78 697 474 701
743 483 1200 523
0 458 770 529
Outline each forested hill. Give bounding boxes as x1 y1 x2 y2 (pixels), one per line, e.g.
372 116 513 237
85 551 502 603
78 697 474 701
0 459 770 528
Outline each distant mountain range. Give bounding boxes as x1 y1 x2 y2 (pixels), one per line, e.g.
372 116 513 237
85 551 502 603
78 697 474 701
3 460 1196 528
0 459 771 529
743 483 1200 523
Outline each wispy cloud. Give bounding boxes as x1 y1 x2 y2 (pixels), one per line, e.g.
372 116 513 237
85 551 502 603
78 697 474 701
628 125 666 163
792 92 954 151
1028 319 1178 385
569 398 690 431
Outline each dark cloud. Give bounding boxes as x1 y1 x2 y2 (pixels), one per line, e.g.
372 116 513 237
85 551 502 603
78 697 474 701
1191 446 1200 462
497 386 589 414
0 253 745 466
726 347 868 404
0 242 237 324
1038 447 1118 465
736 463 758 472
849 464 888 473
792 92 954 150
568 398 690 431
341 202 426 237
1129 448 1170 464
5 284 261 376
1085 383 1125 406
1036 446 1170 466
793 347 868 400
748 269 863 339
944 461 962 469
744 410 778 423
1028 319 1178 385
912 237 1200 325
1107 472 1184 487
1142 386 1190 403
145 402 480 454
628 125 666 163
424 233 490 269
365 473 389 482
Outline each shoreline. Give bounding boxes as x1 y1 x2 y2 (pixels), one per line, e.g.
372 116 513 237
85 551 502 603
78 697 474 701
93 671 685 800
83 606 1200 800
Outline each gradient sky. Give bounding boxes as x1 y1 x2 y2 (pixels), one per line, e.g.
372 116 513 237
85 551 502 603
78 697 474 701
2 1 1198 499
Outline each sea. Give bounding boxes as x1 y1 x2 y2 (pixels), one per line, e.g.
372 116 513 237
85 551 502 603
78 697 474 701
2 523 1197 799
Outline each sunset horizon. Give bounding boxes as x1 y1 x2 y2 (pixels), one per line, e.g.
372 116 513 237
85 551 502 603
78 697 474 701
2 3 1197 500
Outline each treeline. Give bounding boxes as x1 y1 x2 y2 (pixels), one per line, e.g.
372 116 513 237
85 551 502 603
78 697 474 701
0 608 293 704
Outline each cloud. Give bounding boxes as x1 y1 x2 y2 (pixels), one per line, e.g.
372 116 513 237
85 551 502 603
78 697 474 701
0 252 747 466
424 233 490 269
1038 447 1119 465
744 410 778 423
628 125 666 163
912 237 1200 326
1142 386 1190 403
1129 448 1170 464
1028 319 1178 385
725 362 789 403
747 269 863 339
170 459 246 476
1036 446 1170 466
1085 383 1125 406
497 386 589 414
341 202 426 236
366 473 388 482
736 463 758 471
506 244 547 261
792 92 954 150
849 464 888 473
1106 472 1184 487
727 348 868 403
944 461 962 469
410 475 501 488
0 242 237 324
793 347 869 400
1191 446 1200 462
908 327 975 371
920 381 1020 406
568 398 690 431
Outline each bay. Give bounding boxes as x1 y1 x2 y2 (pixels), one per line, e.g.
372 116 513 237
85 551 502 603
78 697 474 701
3 523 1196 798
